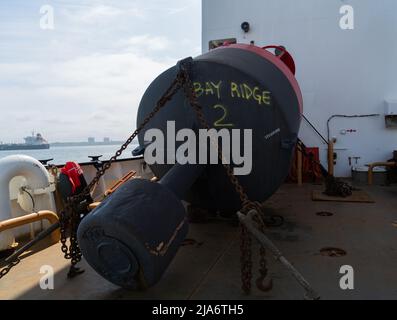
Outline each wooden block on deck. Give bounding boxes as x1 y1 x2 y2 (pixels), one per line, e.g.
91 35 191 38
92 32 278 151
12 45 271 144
312 190 375 203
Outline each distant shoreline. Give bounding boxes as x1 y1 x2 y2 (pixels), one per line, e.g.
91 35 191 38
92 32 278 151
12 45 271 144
51 141 126 147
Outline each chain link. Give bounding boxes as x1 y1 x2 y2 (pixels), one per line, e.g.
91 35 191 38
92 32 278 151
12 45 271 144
59 77 182 277
1 61 271 293
0 257 20 280
177 62 270 294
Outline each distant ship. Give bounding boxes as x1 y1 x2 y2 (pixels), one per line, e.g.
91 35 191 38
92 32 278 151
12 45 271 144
0 133 50 151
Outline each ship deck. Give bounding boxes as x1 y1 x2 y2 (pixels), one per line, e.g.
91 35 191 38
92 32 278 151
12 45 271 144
1 182 397 300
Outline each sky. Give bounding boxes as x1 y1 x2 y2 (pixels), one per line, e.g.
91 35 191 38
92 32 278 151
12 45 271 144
0 0 201 143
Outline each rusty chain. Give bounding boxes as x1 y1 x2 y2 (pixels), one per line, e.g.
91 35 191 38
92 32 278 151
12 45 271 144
0 257 20 280
1 60 271 293
0 74 181 280
177 60 271 294
59 76 182 278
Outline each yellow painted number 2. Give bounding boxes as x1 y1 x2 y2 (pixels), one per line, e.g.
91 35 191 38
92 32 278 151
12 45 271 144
213 104 234 127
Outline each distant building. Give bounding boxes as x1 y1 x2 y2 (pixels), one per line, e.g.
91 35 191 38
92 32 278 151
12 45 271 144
104 137 110 143
88 137 95 144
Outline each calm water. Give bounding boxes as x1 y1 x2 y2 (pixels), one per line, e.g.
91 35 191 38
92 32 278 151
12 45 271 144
0 143 139 165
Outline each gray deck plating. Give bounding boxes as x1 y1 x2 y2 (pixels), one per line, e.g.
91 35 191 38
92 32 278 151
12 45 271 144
1 183 396 300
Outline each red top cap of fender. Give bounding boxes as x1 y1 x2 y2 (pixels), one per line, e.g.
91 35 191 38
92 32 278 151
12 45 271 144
262 45 296 75
221 43 303 114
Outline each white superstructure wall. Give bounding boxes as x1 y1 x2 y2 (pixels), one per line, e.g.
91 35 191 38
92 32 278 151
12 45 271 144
202 0 397 177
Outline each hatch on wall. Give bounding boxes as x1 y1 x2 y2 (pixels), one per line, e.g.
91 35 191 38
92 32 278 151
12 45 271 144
209 38 236 50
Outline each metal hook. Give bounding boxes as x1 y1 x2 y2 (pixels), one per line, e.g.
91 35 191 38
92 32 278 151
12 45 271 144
256 272 273 292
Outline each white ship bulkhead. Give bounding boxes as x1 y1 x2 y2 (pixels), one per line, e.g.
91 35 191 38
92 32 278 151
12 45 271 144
202 0 397 177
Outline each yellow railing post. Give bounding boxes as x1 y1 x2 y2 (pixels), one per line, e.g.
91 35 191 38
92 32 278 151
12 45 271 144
327 140 335 176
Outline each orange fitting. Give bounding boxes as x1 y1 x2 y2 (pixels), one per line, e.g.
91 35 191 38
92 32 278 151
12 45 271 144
105 170 137 196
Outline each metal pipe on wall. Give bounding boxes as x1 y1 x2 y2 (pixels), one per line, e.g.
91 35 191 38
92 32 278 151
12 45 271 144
326 114 380 142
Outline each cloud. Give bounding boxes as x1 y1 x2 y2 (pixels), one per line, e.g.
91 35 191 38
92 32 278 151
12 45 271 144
118 35 172 53
0 36 173 141
62 4 143 24
166 6 189 15
0 0 202 142
0 63 40 82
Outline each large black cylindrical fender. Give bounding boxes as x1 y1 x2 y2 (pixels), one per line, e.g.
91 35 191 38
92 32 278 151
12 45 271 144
77 179 188 289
